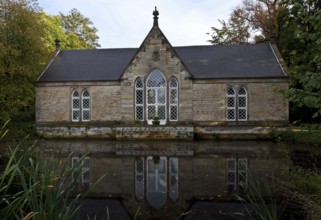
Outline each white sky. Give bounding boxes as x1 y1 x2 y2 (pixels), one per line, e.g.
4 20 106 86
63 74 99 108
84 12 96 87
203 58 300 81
37 0 242 48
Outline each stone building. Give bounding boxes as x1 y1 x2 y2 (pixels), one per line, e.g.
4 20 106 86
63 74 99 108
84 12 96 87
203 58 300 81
36 8 289 140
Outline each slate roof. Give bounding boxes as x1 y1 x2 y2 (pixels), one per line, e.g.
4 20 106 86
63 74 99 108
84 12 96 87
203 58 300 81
37 43 286 82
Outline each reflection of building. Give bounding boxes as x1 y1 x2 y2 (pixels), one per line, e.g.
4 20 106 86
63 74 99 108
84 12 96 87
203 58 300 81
135 156 178 209
71 156 90 190
227 158 248 193
36 8 289 140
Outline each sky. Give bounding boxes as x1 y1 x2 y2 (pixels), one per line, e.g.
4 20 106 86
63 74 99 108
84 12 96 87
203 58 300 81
37 0 243 48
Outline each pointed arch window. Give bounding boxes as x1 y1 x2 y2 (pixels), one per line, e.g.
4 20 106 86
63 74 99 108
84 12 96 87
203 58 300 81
72 89 90 122
72 90 80 122
135 78 144 121
238 87 247 121
169 77 179 121
227 87 236 121
82 89 90 121
146 69 167 125
226 86 248 121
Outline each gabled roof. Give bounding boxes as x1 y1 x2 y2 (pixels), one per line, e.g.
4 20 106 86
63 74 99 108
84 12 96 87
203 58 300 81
37 42 287 82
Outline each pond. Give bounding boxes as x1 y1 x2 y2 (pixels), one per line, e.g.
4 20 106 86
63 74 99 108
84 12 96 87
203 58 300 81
38 140 288 220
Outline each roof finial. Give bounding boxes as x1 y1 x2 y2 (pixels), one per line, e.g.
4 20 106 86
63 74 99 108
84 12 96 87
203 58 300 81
153 6 159 26
55 38 61 51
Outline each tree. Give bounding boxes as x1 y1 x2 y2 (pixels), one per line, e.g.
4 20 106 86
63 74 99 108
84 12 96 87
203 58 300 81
208 0 282 44
279 0 321 118
208 8 251 45
58 8 100 48
0 0 48 121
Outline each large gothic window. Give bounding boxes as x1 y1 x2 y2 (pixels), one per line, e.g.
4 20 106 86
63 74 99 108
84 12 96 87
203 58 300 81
226 86 248 121
135 78 144 121
146 69 167 125
169 77 179 121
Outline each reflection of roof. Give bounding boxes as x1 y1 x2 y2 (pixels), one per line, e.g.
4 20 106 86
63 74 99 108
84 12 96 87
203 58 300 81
37 43 286 82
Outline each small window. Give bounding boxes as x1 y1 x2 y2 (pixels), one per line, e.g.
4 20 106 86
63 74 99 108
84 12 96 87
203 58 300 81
226 86 248 121
72 90 80 122
238 87 247 121
226 87 236 121
82 89 90 121
169 77 179 121
135 78 144 121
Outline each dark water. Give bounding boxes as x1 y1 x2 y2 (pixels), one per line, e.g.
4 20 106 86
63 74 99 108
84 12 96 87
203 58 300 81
38 140 288 220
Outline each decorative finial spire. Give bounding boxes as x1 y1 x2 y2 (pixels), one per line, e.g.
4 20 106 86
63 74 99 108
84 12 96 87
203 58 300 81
55 38 61 51
153 6 159 26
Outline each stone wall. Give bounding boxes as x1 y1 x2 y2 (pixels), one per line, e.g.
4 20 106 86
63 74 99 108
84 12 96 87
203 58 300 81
120 26 193 122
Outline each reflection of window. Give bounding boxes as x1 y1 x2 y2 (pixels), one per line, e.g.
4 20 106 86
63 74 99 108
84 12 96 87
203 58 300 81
134 156 179 209
72 157 90 189
227 158 248 193
226 86 248 121
72 89 90 122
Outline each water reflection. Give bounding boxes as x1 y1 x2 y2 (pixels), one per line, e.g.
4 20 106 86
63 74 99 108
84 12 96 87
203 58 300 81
38 140 287 219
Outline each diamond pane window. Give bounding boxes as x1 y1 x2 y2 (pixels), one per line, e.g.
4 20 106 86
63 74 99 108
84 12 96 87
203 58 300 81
169 77 178 121
238 87 247 121
227 159 236 192
146 69 167 125
82 90 90 121
135 78 144 121
72 90 80 122
226 87 236 121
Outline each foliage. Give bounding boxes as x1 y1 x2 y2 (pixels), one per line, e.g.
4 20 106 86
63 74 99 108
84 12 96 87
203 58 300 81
0 132 103 219
0 0 48 122
237 167 279 219
58 8 100 49
278 0 321 118
208 9 251 45
208 0 281 44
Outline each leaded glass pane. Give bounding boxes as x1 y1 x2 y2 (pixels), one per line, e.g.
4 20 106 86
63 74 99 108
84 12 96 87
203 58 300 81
238 87 246 95
73 110 80 120
158 106 166 120
83 98 90 108
239 109 246 120
147 89 155 104
239 97 246 107
158 88 166 104
147 106 156 120
73 91 79 97
83 90 89 97
137 158 144 172
158 160 166 173
147 70 165 87
83 110 90 121
227 97 235 107
227 109 235 120
170 89 178 104
136 78 143 88
227 87 235 95
136 90 143 104
136 106 143 120
73 99 80 108
170 78 178 87
170 106 178 120
148 175 156 190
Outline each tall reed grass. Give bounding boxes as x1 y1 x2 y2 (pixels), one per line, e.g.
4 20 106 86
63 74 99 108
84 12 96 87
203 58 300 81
0 121 103 220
